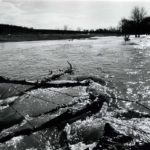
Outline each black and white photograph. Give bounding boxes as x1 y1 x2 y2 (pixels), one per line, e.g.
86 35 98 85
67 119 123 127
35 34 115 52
1 0 150 149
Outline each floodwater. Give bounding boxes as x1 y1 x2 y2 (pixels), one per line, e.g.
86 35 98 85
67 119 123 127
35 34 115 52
1 36 150 109
1 36 150 149
0 36 133 80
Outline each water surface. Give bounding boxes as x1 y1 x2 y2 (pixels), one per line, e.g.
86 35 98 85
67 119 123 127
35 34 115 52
1 36 150 149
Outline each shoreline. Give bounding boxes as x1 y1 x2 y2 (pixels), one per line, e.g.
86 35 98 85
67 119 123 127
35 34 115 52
0 33 93 42
0 33 121 42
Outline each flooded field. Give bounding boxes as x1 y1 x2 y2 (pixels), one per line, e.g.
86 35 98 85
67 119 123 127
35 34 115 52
1 36 150 149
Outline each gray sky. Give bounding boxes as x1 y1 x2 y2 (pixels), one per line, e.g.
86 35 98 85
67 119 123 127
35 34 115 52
1 0 150 30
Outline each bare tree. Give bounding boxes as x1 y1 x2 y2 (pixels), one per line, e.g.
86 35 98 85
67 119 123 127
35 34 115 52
119 18 132 42
77 27 81 31
131 6 147 37
64 25 68 31
131 6 147 23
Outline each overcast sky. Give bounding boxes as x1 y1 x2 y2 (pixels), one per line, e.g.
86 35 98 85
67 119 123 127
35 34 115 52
1 0 150 30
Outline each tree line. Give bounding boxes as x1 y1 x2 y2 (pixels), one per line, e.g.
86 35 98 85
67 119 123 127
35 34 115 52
0 6 149 37
0 24 84 34
120 6 150 38
0 24 120 35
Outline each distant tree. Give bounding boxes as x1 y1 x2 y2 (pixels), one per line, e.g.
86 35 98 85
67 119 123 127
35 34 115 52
77 27 81 32
119 18 132 40
64 25 68 31
141 17 150 34
131 6 147 37
119 7 147 38
131 7 147 23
